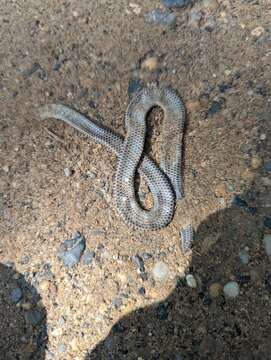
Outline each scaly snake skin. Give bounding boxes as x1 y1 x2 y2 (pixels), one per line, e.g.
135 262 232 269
39 86 186 230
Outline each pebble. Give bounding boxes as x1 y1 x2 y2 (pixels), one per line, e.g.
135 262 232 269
141 56 158 71
20 255 30 265
138 287 146 296
209 283 222 298
153 261 169 281
186 274 197 288
162 0 191 8
251 26 264 37
131 255 145 273
10 287 23 303
239 248 250 264
263 234 271 256
223 281 240 299
145 10 177 26
58 232 86 267
232 195 248 208
264 161 271 172
112 297 123 309
58 344 66 353
189 10 202 28
264 217 271 230
24 309 45 326
2 165 10 173
207 100 222 118
128 79 142 96
202 0 218 10
251 156 262 169
64 167 73 177
81 249 95 265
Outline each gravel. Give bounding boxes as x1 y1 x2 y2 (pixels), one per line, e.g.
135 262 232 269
145 10 177 26
10 287 23 303
153 261 169 281
223 281 240 298
58 232 86 267
263 234 271 256
185 274 197 288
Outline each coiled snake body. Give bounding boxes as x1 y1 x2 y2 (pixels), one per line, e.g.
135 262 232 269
39 86 185 230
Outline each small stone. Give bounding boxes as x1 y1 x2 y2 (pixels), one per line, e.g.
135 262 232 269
141 57 158 71
251 156 262 169
112 297 123 309
186 274 197 288
58 232 86 267
39 279 50 292
232 195 248 208
81 249 95 265
138 287 146 296
58 316 66 326
10 287 23 303
20 255 30 265
251 26 264 37
263 234 271 256
207 100 222 117
264 161 271 172
223 281 240 299
189 10 202 28
24 309 45 326
2 165 10 173
145 10 177 26
264 217 271 230
214 182 228 198
131 255 145 272
239 248 250 264
153 261 169 281
58 344 66 353
64 167 73 177
209 283 222 298
202 0 218 10
162 0 191 8
128 79 142 96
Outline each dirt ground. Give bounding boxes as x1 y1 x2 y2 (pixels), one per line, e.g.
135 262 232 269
0 0 271 359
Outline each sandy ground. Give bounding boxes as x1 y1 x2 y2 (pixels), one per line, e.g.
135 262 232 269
0 0 271 359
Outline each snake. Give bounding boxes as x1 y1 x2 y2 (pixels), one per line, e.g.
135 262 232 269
39 85 186 230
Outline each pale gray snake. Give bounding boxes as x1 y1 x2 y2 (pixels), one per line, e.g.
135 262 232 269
39 86 186 231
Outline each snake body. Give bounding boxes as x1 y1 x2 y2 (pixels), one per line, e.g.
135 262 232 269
39 86 185 230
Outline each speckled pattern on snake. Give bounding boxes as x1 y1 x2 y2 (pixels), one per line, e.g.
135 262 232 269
39 86 186 230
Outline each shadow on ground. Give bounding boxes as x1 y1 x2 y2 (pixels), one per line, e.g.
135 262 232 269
86 188 270 359
0 263 47 359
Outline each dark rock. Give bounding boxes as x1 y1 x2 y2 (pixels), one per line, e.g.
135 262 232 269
24 309 45 326
131 255 145 272
128 79 142 96
58 232 86 267
52 62 61 71
264 161 271 172
207 100 222 118
232 195 248 208
138 287 146 296
219 82 232 93
162 0 192 8
10 287 23 303
140 272 148 281
145 10 177 26
264 217 271 229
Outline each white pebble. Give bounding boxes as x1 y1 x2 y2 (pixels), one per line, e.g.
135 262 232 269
153 261 169 281
64 167 72 177
239 248 250 264
223 281 240 298
186 274 197 288
263 234 271 256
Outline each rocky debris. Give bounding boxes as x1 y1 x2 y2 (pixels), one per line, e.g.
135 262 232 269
131 255 145 273
263 234 271 256
186 274 197 288
162 0 192 8
128 79 142 96
81 249 95 265
145 10 177 26
58 232 86 267
153 261 169 281
64 167 73 177
223 281 240 299
264 161 271 172
10 287 23 303
239 248 250 264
